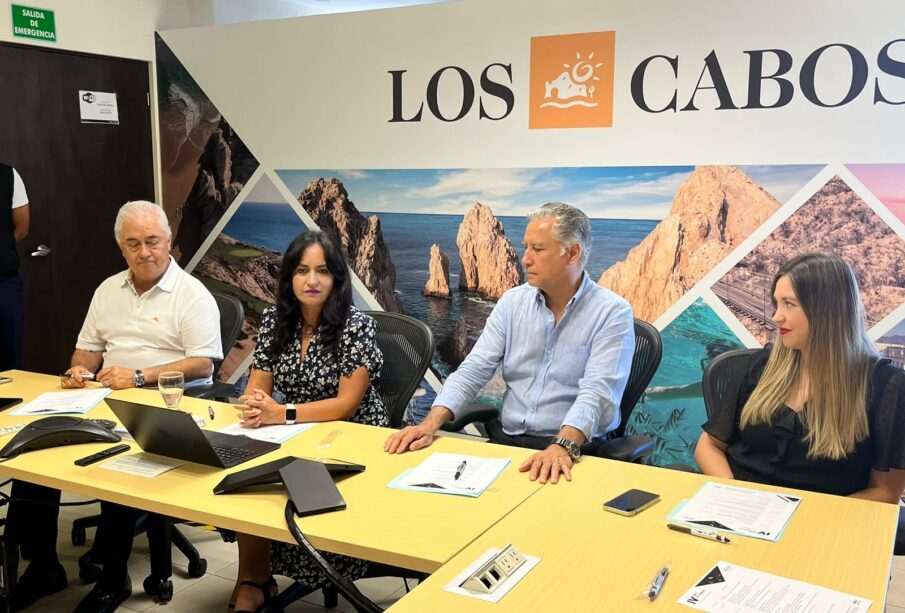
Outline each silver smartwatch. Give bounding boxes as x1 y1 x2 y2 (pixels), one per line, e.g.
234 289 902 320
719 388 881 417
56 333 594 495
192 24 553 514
133 370 145 388
285 403 297 425
551 436 581 461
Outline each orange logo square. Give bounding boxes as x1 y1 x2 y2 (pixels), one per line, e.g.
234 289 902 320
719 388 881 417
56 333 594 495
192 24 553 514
529 31 616 129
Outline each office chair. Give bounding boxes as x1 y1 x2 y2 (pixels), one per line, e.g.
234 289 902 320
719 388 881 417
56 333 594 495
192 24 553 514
363 311 434 428
701 348 760 423
279 310 434 610
72 292 245 601
184 291 245 401
441 318 663 463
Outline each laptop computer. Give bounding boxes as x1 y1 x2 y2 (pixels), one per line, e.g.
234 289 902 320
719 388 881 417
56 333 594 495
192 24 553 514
106 398 281 469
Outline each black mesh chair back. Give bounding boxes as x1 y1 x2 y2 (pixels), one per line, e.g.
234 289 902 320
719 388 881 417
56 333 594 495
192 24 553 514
211 292 244 379
365 311 434 428
702 348 761 421
611 318 663 438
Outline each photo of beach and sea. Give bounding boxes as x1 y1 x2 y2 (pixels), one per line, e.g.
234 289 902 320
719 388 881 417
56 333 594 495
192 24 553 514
181 164 838 466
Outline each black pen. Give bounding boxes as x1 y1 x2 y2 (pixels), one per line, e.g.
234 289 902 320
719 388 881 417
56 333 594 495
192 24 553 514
667 523 731 543
454 460 467 480
208 405 216 421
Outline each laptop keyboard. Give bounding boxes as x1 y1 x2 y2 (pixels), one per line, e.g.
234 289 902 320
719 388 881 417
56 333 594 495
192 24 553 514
211 444 256 467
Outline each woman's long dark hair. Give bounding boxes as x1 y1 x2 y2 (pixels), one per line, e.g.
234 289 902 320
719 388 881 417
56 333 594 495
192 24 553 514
272 230 352 360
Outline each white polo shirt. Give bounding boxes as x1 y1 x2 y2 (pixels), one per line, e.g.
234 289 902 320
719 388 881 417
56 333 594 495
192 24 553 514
76 257 222 384
11 168 28 209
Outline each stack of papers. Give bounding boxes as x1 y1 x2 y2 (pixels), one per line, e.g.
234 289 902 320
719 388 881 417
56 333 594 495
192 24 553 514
389 453 511 497
678 561 871 612
11 388 111 416
669 482 801 542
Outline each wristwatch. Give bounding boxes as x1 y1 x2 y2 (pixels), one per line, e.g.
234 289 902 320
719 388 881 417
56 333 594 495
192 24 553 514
133 370 145 388
551 436 581 461
285 403 297 425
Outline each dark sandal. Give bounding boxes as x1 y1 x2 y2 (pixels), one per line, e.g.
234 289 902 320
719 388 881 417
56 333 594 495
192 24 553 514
232 577 281 613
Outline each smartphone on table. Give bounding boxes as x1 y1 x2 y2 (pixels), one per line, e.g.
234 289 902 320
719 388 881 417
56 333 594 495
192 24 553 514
603 489 660 516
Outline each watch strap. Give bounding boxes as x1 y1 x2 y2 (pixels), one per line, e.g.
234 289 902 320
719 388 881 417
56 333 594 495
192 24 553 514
551 436 581 460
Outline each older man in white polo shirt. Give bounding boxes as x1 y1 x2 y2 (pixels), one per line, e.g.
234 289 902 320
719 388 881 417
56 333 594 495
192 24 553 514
64 200 221 390
7 201 222 613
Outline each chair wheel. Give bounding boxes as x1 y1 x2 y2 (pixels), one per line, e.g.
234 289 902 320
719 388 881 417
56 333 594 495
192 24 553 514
78 562 101 583
158 580 173 602
77 552 101 583
187 558 207 578
143 575 173 602
71 527 87 546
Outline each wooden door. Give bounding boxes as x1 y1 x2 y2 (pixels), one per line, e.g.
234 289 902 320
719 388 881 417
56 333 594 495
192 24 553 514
0 42 154 374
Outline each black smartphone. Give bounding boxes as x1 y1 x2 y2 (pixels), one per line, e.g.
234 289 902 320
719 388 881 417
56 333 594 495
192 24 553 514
603 489 660 516
0 398 23 412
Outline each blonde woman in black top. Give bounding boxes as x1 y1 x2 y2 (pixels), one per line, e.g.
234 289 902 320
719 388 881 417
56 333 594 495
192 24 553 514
695 253 905 503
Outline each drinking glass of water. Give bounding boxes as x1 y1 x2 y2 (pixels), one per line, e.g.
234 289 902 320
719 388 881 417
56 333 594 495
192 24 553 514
158 372 184 408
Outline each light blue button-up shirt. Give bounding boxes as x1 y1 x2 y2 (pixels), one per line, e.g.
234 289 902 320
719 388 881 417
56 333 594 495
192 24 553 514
434 274 635 440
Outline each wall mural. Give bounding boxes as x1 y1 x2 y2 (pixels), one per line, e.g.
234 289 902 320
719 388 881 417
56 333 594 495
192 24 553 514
155 34 259 266
156 36 905 468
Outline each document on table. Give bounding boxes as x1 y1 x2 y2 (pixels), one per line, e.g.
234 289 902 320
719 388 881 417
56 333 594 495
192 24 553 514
218 421 315 444
100 453 183 478
678 561 871 613
669 481 801 541
10 388 112 416
389 453 511 497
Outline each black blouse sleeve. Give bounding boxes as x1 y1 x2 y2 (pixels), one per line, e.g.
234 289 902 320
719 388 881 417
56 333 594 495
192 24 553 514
338 310 384 381
703 347 771 444
869 362 905 472
252 307 277 373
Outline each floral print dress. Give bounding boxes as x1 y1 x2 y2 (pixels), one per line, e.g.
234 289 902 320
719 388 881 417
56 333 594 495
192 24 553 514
252 305 388 587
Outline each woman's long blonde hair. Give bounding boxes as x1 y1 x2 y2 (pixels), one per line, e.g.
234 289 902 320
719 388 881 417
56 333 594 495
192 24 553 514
739 253 878 460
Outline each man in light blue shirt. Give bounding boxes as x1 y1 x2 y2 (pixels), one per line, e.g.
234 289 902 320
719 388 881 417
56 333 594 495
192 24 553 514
386 203 635 484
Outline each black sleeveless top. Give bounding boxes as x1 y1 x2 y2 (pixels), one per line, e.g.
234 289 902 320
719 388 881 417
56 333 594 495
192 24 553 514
704 348 905 497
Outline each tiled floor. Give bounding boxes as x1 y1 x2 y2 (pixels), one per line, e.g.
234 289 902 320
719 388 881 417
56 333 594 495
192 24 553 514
4 491 904 612
10 491 415 612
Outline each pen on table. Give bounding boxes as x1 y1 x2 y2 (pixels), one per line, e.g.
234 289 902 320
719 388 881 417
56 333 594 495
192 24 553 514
62 373 95 380
454 460 467 481
667 523 731 543
208 405 216 421
647 563 669 600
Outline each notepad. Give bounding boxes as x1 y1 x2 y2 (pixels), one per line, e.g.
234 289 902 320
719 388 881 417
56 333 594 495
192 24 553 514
668 482 801 542
11 388 112 416
388 453 511 497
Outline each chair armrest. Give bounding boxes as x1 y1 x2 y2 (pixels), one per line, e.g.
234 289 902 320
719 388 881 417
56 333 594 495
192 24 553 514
583 434 654 463
184 382 235 402
441 403 500 432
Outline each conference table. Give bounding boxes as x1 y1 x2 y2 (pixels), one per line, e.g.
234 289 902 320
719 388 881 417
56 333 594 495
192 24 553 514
1 370 898 611
0 370 542 573
388 454 899 611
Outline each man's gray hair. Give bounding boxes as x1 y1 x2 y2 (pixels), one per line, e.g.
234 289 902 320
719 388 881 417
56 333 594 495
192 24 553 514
527 202 592 268
113 200 172 244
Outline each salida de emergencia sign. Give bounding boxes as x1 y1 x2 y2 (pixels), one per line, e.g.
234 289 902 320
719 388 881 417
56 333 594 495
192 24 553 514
10 4 56 42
